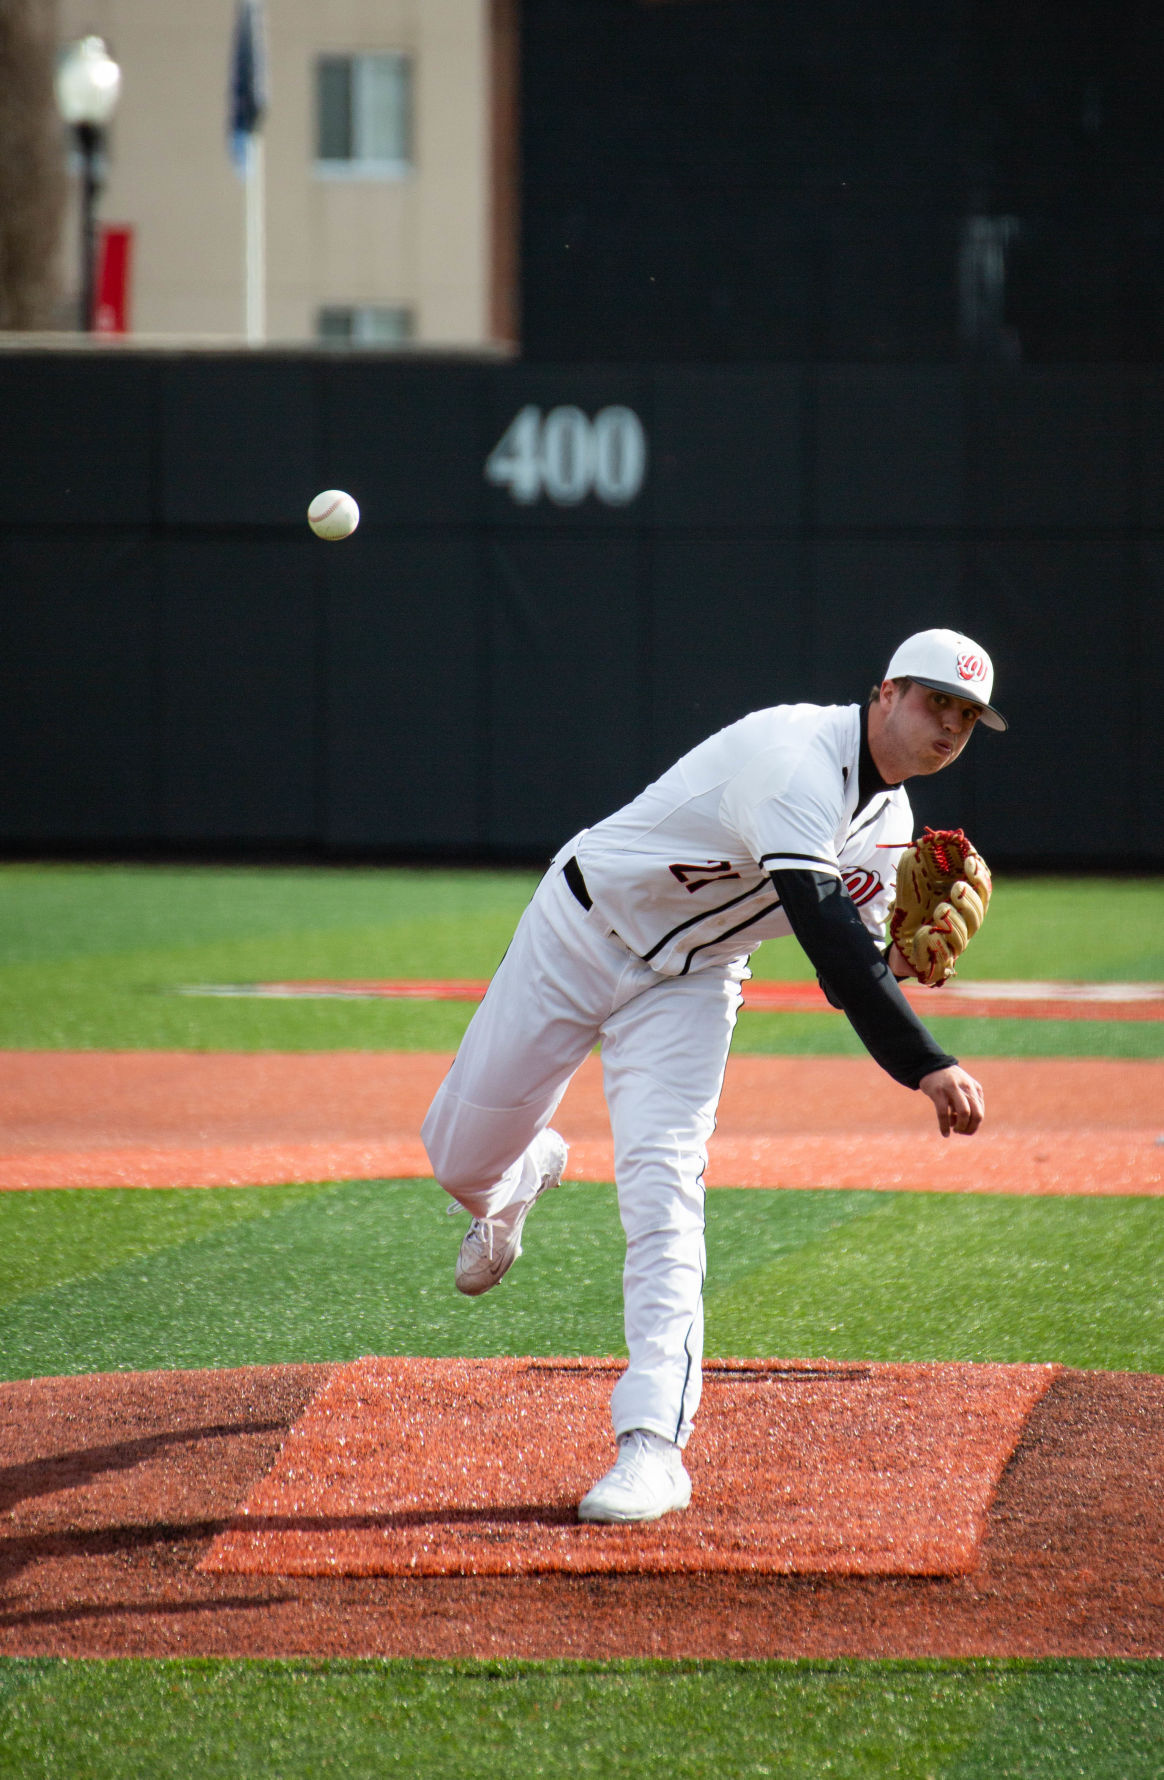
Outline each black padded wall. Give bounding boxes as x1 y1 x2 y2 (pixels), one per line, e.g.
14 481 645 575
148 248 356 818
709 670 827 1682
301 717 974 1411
0 350 1159 865
519 0 1164 366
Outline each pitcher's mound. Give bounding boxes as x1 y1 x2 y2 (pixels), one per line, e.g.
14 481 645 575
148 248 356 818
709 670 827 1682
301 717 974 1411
200 1356 1055 1580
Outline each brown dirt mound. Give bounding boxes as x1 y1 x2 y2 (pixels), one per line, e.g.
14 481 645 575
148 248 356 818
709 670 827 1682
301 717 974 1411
2 1362 1162 1658
1 1053 1160 1194
200 1356 1055 1580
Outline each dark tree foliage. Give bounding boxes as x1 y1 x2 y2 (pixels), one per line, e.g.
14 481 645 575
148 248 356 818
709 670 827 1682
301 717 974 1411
0 0 66 329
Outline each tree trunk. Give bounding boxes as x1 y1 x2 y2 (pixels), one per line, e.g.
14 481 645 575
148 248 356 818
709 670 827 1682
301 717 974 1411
0 0 67 329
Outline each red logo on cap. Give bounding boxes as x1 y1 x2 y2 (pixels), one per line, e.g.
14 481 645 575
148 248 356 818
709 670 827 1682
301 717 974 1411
957 650 986 684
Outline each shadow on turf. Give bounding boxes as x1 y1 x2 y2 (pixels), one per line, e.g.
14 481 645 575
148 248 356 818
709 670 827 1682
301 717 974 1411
0 1519 236 1585
0 1593 286 1630
0 1421 288 1514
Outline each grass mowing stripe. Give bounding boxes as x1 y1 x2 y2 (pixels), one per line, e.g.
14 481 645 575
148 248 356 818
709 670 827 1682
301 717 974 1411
0 1183 330 1309
0 1659 1160 1780
0 866 540 967
0 1186 884 1380
702 1185 882 1294
946 1661 1164 1780
0 1182 625 1380
705 1191 1164 1371
1 1185 1161 1380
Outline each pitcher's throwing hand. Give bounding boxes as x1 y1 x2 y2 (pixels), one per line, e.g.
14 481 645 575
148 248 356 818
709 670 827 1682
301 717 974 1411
920 1064 985 1137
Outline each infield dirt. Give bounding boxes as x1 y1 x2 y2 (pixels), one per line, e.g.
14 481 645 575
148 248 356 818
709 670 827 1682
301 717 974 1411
1 1361 1161 1659
3 1048 1160 1660
1 1052 1160 1194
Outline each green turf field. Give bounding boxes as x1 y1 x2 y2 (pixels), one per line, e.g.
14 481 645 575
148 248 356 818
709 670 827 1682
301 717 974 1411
1 1180 1161 1380
0 863 1160 1054
1 1658 1161 1780
0 863 1160 1777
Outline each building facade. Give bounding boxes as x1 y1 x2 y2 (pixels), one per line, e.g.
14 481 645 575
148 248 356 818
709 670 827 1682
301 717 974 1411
54 0 511 347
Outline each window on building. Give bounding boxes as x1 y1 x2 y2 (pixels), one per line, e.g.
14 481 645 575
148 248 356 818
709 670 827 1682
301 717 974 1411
315 53 413 175
317 305 415 346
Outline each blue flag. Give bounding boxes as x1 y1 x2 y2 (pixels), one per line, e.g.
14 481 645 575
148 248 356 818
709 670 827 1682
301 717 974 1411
228 0 267 170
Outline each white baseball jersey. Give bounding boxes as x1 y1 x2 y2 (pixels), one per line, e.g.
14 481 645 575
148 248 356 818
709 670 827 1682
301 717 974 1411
573 702 914 977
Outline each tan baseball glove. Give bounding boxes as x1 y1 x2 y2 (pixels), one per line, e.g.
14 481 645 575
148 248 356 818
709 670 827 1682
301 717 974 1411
888 827 993 987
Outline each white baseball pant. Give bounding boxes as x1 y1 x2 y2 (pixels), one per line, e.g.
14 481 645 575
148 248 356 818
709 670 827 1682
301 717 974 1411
421 852 745 1448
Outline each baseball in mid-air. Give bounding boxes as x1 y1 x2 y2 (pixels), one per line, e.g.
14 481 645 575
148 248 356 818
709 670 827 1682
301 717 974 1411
307 489 359 540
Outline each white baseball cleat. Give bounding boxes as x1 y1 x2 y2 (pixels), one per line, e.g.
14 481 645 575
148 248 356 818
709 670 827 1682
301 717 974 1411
454 1128 569 1297
577 1429 692 1524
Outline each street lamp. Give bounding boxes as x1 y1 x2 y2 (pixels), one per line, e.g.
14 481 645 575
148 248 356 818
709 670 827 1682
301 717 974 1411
54 36 122 332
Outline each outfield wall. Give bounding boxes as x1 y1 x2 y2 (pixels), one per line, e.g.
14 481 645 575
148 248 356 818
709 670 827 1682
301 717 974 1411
1 351 1161 864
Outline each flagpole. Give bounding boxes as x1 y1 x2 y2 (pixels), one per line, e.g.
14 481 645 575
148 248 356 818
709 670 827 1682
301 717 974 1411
245 129 266 343
230 0 268 344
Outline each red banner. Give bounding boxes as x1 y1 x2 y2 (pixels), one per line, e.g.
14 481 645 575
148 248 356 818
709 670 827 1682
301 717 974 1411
95 225 133 334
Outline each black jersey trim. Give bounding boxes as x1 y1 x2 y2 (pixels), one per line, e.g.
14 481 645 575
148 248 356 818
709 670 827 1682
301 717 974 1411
679 898 783 975
563 854 592 910
640 878 770 962
758 850 838 870
845 796 892 842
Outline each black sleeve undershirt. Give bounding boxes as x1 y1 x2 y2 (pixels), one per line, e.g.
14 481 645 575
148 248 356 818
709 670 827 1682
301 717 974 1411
768 867 958 1090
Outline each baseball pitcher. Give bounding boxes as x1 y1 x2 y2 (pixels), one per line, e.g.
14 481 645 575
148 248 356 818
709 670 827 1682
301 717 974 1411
422 628 1005 1524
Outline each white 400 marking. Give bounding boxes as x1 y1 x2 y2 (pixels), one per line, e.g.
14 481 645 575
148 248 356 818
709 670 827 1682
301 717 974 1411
485 405 647 506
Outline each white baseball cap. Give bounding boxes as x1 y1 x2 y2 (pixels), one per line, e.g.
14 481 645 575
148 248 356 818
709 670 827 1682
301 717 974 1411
883 628 1008 732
